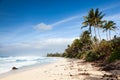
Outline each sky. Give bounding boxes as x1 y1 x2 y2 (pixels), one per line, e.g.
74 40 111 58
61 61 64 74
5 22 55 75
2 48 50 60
0 0 120 56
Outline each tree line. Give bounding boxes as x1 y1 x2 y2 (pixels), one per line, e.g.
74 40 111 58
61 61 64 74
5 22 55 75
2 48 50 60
47 8 120 63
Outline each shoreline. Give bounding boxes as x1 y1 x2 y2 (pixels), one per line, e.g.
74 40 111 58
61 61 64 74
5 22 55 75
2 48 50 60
0 58 119 80
0 57 61 78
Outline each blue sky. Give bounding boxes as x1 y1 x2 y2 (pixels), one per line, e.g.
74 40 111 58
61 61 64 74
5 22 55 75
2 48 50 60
0 0 120 56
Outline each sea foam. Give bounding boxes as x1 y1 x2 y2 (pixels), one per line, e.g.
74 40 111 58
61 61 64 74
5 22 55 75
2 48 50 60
0 56 57 74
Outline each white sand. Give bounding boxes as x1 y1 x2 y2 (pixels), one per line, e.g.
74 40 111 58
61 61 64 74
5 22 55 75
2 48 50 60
0 58 119 80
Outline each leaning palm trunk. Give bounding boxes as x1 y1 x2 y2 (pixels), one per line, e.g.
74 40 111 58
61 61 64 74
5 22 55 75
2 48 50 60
106 31 108 40
109 30 111 40
97 28 101 41
89 26 92 37
94 27 97 39
94 27 99 48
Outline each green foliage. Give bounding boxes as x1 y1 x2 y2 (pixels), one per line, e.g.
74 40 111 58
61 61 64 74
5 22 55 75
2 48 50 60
107 37 120 62
76 53 82 59
85 51 98 61
80 31 92 47
108 50 120 62
62 53 67 57
64 30 92 59
65 39 82 58
95 40 112 55
63 35 120 63
103 21 116 40
47 53 62 57
47 8 120 63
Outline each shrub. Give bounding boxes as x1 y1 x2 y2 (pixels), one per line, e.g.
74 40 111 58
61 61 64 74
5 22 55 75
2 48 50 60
85 51 98 61
79 51 87 59
76 53 81 59
47 53 62 57
62 53 67 57
108 49 120 62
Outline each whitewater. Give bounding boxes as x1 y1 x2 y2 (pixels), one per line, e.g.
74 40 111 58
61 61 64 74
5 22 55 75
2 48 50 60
0 56 57 74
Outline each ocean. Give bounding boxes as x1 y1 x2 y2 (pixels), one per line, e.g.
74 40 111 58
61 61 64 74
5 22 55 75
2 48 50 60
0 56 57 74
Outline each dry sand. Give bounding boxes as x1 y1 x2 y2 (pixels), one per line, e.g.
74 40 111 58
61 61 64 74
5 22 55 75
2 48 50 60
0 58 119 80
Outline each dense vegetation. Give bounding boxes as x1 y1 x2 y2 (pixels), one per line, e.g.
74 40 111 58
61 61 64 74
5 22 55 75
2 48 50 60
47 8 120 63
63 33 120 62
47 53 62 57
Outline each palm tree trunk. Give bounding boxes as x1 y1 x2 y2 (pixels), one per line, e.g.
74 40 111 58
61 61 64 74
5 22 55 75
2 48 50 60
109 30 111 40
94 27 98 48
106 31 108 40
97 28 101 41
89 26 92 37
94 27 97 38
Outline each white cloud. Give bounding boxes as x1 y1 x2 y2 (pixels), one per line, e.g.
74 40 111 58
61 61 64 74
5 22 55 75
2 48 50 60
102 3 120 11
34 15 82 31
105 13 120 21
34 23 52 31
30 3 120 32
51 15 82 26
0 38 77 56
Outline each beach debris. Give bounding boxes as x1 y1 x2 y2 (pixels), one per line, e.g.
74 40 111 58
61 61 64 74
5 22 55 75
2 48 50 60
78 72 90 75
101 64 120 71
99 60 120 71
102 65 115 71
78 68 82 71
70 74 73 76
12 67 18 70
102 74 119 80
64 68 66 70
69 72 73 76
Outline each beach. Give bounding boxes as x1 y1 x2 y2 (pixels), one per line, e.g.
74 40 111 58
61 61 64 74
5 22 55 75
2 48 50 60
0 58 119 80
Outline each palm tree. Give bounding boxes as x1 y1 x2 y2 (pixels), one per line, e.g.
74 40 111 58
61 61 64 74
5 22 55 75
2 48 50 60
82 8 105 41
82 9 94 36
93 8 105 41
103 21 116 40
